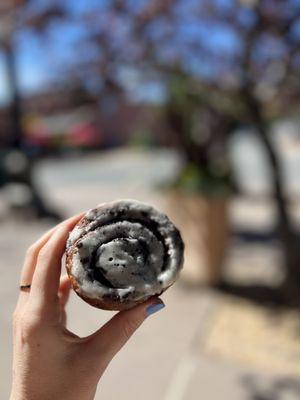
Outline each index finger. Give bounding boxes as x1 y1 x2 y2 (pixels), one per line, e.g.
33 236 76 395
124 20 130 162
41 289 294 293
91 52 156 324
17 213 83 310
29 213 84 314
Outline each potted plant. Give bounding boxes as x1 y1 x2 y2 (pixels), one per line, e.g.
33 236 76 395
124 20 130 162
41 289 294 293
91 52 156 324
163 73 235 286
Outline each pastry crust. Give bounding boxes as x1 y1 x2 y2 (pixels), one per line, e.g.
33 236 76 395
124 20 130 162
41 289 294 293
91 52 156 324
65 200 184 310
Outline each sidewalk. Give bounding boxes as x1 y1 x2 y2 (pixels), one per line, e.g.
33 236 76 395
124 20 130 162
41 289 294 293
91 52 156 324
1 149 300 400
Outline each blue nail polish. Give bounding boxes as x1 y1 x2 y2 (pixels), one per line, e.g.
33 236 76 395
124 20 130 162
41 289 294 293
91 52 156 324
146 302 165 316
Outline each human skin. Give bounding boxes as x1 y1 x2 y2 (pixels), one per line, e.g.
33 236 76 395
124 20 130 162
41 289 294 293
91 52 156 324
10 214 165 400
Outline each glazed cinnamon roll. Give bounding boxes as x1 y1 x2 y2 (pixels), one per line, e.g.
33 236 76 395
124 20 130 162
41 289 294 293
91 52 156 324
66 200 184 310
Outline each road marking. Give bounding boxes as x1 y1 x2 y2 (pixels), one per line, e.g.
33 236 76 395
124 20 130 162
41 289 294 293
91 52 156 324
163 354 198 400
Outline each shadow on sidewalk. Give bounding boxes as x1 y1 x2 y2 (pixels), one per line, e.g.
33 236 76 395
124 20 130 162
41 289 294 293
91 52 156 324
242 375 300 400
215 282 285 308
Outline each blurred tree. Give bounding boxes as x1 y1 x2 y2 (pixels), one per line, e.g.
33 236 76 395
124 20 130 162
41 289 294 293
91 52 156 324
165 70 236 196
0 0 27 148
230 0 300 301
0 0 65 147
0 0 63 219
63 0 299 299
183 0 300 300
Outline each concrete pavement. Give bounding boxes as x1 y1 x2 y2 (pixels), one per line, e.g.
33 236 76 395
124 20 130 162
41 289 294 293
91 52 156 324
1 149 300 400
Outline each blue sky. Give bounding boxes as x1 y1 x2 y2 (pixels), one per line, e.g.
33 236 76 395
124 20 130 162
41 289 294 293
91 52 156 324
0 0 242 106
0 55 9 104
0 0 117 105
0 40 49 105
1 0 298 106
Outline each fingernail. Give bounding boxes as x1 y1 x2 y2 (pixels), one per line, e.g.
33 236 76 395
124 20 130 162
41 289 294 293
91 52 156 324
146 301 165 316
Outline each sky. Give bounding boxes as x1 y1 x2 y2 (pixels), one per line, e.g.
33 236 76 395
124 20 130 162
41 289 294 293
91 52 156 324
0 0 241 106
0 33 50 105
0 0 299 106
0 0 121 105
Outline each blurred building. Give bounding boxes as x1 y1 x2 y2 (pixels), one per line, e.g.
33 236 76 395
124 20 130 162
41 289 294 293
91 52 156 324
0 82 166 153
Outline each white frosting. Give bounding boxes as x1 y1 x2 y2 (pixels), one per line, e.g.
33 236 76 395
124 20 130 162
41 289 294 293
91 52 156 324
68 226 84 246
67 199 184 304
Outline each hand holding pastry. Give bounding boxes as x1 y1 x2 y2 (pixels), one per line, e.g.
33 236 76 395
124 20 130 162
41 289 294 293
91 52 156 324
10 211 168 400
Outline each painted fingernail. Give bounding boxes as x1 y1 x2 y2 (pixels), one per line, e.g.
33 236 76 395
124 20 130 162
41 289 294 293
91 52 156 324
146 301 165 316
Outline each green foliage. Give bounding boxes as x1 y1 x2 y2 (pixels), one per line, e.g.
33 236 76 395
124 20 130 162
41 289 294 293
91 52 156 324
170 162 234 197
129 129 156 147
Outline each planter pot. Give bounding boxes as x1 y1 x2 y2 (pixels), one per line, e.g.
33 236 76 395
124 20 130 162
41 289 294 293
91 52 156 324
163 190 229 286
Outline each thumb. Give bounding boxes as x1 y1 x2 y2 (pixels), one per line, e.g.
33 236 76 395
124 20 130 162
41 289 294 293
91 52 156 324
84 297 165 365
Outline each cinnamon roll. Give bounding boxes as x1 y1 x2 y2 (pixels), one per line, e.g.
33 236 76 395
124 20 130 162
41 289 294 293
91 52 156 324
66 200 184 310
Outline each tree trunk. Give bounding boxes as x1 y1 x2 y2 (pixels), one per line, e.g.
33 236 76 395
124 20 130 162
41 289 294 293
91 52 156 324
244 91 300 303
2 40 61 220
3 40 23 149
